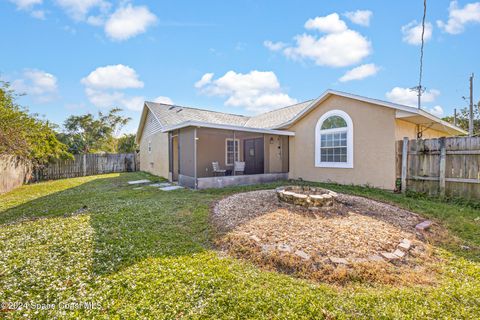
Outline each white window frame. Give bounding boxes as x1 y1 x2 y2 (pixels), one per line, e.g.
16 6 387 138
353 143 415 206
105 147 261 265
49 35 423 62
315 110 353 168
148 140 152 153
225 138 240 166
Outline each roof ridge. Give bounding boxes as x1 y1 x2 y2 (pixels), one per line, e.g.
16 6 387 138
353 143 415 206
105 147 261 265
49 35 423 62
250 99 315 117
145 101 250 119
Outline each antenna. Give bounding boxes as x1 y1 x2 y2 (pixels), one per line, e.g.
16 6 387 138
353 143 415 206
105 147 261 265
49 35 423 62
410 0 427 109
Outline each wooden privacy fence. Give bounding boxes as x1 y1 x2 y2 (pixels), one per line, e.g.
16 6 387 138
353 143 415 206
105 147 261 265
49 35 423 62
33 153 139 181
396 136 480 199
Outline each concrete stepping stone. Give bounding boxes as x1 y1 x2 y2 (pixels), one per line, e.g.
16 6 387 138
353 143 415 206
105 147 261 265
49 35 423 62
158 183 172 187
149 182 172 187
159 186 183 191
415 220 432 231
294 250 311 260
148 183 164 187
128 179 151 185
133 187 144 190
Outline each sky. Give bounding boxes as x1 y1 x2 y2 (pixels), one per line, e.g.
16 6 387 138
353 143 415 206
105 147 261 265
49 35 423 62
1 0 480 134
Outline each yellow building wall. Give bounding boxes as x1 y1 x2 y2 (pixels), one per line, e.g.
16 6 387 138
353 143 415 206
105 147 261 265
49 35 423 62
139 131 169 179
288 95 397 189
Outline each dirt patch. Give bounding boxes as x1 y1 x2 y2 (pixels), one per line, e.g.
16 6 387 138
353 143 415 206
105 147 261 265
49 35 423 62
212 190 442 286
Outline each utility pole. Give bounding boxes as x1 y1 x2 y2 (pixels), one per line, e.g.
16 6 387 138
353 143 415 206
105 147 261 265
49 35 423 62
454 108 457 126
469 73 474 137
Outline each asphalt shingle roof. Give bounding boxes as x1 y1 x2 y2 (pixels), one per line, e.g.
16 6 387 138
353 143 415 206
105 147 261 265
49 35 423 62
244 100 313 129
145 99 313 130
145 102 249 128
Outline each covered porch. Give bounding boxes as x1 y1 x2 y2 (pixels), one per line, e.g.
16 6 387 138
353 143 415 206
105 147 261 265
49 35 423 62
166 122 293 189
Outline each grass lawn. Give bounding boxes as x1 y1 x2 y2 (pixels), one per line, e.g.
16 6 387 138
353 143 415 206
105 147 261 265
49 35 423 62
0 172 479 319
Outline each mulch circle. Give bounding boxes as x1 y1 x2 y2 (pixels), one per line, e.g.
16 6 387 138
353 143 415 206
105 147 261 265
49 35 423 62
212 189 440 285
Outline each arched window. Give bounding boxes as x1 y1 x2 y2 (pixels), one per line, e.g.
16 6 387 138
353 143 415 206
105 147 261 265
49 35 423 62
315 110 353 168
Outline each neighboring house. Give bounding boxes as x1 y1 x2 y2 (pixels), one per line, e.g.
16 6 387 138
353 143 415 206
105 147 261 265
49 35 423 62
136 90 465 189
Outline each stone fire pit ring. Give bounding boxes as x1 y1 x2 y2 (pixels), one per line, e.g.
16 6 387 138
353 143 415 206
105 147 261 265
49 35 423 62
276 186 338 209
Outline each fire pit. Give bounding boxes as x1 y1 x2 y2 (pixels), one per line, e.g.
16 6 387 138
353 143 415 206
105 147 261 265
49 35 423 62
276 186 338 209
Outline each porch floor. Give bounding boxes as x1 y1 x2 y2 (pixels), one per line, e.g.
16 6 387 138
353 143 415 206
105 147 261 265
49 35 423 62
195 172 288 189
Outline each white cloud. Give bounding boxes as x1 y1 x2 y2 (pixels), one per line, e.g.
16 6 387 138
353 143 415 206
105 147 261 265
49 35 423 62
194 73 214 88
344 10 373 26
9 0 45 19
195 70 297 114
30 9 46 19
437 1 480 34
339 63 379 82
305 13 348 33
55 0 110 21
283 30 371 67
278 13 371 67
428 105 444 117
153 96 173 105
82 64 145 111
11 1 157 41
385 87 440 107
401 20 433 45
263 40 287 51
81 64 143 90
104 3 157 41
86 14 105 26
84 88 144 111
11 69 58 103
9 0 42 10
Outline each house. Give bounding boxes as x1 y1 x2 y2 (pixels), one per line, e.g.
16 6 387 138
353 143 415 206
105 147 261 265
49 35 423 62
136 90 465 189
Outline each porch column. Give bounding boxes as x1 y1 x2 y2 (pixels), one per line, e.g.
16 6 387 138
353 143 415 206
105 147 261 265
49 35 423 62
233 130 236 176
263 133 266 174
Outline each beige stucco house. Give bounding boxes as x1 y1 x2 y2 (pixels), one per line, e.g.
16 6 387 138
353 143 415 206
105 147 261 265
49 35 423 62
136 90 465 189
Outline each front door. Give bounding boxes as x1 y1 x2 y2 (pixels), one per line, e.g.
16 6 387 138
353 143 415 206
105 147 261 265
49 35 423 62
244 138 264 174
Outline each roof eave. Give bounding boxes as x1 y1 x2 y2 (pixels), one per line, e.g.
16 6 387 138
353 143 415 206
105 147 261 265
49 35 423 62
417 109 467 135
273 89 466 135
161 121 295 136
135 102 165 143
135 104 149 144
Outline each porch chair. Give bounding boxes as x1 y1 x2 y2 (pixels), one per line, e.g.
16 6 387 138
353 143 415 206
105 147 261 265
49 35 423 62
234 161 245 175
212 161 227 176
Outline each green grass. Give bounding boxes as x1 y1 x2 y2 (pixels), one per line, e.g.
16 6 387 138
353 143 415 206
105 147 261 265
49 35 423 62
0 172 479 319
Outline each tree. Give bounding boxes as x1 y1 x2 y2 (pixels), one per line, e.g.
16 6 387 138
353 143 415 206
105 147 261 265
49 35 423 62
443 107 480 136
59 108 131 154
117 134 138 153
0 80 71 163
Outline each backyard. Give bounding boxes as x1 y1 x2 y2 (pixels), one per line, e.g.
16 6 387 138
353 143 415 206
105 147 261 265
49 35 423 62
0 172 479 319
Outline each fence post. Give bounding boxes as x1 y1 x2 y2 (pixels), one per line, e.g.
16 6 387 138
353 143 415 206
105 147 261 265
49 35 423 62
83 154 87 177
401 137 409 194
439 137 446 197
